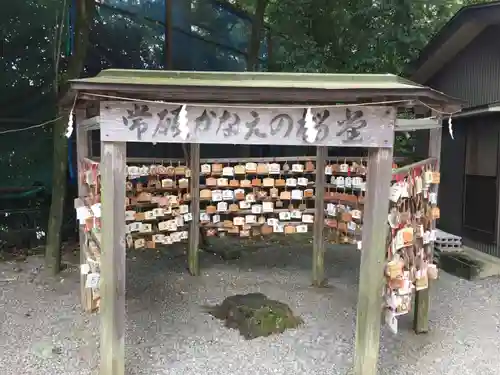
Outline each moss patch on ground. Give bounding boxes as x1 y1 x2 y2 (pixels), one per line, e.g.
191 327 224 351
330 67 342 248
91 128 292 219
207 293 303 340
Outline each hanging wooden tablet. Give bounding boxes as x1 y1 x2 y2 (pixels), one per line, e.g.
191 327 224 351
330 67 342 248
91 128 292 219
241 179 252 188
279 211 291 221
222 190 234 201
251 178 262 187
296 224 308 233
252 204 263 214
212 163 223 175
325 164 333 175
275 178 286 187
206 177 217 187
256 163 268 174
200 164 212 175
233 216 245 226
286 178 297 187
262 201 274 213
245 215 257 224
134 238 146 249
206 205 217 214
268 163 281 175
217 178 229 187
223 166 234 177
302 214 314 224
135 212 146 221
263 177 274 187
217 202 228 212
234 188 245 200
174 166 186 175
297 177 308 187
257 190 268 200
291 189 303 200
234 165 246 175
125 210 136 221
240 229 250 237
239 201 250 209
137 192 152 202
245 163 257 173
212 190 223 202
431 171 440 184
261 224 273 235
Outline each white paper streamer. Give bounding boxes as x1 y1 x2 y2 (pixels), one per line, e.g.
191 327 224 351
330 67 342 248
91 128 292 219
448 116 454 140
178 104 189 140
304 107 318 143
65 108 74 138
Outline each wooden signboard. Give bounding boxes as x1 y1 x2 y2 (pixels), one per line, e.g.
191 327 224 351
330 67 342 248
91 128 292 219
100 102 396 147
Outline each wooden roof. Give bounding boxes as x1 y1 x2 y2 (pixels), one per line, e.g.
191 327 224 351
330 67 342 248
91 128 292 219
71 69 463 112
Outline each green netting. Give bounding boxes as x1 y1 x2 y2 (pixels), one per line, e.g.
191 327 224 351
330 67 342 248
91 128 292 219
4 0 262 191
0 125 53 190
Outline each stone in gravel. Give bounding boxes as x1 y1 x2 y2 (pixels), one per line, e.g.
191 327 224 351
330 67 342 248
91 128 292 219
32 342 59 359
206 293 303 340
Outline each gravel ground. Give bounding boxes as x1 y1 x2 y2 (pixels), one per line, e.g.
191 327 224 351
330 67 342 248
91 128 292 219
1 237 500 375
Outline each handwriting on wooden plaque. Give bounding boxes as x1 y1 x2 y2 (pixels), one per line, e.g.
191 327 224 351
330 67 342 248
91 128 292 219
101 101 395 147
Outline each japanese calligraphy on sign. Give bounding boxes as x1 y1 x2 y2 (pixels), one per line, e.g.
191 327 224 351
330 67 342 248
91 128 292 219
101 101 395 147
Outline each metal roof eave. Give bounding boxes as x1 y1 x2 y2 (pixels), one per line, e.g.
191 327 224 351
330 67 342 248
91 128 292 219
409 1 500 83
71 82 462 113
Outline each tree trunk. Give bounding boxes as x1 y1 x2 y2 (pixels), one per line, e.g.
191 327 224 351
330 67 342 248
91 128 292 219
45 112 70 274
45 0 96 275
247 0 269 71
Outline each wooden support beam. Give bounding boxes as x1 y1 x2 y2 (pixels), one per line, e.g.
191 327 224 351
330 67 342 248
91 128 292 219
100 141 126 375
90 155 409 165
312 146 327 286
76 109 93 312
79 115 100 131
354 147 393 375
188 143 200 276
413 127 442 334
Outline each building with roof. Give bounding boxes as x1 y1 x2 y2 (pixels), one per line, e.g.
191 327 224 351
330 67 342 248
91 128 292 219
409 1 500 257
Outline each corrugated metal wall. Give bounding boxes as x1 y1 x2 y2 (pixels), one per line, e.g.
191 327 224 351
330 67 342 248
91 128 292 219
438 118 467 237
428 25 500 108
424 23 500 257
439 115 500 258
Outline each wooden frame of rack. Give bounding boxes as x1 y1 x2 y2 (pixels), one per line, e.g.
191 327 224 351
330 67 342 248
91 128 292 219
71 69 461 375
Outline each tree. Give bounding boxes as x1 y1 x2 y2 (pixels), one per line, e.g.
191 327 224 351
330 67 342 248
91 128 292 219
4 0 477 272
45 0 96 275
247 0 269 71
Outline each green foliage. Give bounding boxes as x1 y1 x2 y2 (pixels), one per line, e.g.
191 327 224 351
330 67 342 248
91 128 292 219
262 0 467 75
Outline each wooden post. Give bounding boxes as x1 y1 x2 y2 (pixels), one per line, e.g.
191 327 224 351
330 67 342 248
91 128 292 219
76 109 92 312
312 146 327 286
354 147 393 375
188 143 200 276
100 141 126 375
414 126 442 334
